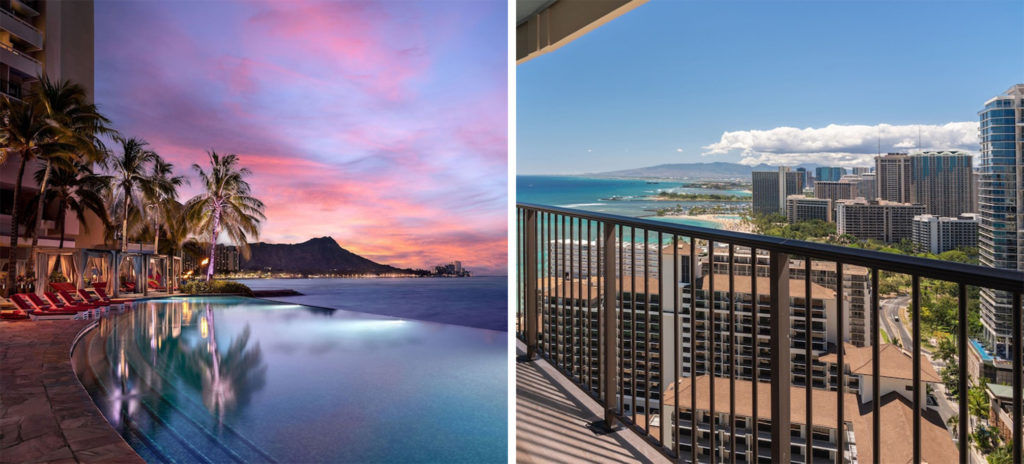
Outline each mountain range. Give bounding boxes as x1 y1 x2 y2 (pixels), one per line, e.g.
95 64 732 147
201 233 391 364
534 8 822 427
585 162 825 180
241 236 412 274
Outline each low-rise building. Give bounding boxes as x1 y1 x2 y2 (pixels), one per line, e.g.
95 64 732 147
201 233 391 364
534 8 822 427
911 213 978 254
835 198 925 243
786 195 831 223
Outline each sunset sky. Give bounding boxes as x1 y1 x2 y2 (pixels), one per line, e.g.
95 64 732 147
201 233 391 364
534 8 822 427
95 0 507 275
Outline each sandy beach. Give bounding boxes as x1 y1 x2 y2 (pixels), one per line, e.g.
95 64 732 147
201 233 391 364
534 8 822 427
661 213 754 233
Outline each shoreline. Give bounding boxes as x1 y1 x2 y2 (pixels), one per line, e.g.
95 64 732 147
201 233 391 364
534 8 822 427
660 213 753 233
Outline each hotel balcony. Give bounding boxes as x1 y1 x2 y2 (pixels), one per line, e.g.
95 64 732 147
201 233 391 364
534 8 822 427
0 40 41 77
0 5 42 49
516 203 1024 463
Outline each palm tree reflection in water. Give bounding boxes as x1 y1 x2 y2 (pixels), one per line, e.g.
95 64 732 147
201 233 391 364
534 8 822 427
186 303 267 427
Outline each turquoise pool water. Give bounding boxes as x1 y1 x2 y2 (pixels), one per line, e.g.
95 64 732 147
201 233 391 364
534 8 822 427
970 338 994 361
72 297 507 463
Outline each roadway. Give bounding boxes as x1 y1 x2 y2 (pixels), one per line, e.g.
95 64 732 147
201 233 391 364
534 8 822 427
879 296 981 461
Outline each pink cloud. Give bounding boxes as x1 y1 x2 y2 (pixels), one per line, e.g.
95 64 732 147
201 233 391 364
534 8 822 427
95 0 507 274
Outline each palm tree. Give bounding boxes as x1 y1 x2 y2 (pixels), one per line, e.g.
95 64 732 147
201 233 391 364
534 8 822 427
0 96 67 294
185 151 265 281
947 415 959 437
108 136 161 252
25 76 111 272
25 162 111 248
143 157 186 253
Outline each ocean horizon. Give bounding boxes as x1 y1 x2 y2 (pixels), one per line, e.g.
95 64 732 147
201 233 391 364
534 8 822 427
238 276 507 332
517 175 749 229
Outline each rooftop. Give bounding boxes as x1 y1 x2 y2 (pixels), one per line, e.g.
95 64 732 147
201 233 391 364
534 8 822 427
818 343 941 383
661 375 859 427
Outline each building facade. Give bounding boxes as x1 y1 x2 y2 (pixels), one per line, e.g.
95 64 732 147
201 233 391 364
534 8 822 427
977 84 1024 359
841 173 876 200
751 167 804 215
786 195 830 223
875 153 912 203
909 151 974 217
813 181 856 205
214 244 240 273
911 213 979 254
1 0 99 294
815 166 847 183
835 198 926 243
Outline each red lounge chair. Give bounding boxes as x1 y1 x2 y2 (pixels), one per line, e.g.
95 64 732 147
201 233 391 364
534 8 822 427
1 309 29 320
25 293 56 311
51 282 77 293
93 287 133 304
77 289 105 305
0 297 29 320
43 292 91 311
12 294 84 319
57 290 104 309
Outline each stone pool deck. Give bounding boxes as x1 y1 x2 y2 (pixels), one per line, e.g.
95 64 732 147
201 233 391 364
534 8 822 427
0 320 143 464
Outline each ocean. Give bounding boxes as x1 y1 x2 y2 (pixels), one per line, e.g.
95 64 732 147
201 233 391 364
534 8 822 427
517 175 750 228
238 276 507 332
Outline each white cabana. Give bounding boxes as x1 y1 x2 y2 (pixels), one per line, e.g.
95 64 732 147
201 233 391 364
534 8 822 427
117 252 146 296
81 249 116 292
35 248 79 293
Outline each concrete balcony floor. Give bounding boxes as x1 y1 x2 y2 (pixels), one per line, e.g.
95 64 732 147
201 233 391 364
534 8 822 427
516 340 670 464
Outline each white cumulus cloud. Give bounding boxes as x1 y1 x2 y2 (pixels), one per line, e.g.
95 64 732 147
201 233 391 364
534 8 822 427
702 122 979 166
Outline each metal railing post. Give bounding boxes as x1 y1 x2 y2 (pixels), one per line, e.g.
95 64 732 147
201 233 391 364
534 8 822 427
602 220 618 428
769 250 791 464
525 209 538 359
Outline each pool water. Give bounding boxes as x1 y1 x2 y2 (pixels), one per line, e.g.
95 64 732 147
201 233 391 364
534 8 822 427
72 297 507 463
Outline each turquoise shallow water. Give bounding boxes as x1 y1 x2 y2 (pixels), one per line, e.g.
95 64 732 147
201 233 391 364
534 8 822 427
517 175 748 224
73 297 507 463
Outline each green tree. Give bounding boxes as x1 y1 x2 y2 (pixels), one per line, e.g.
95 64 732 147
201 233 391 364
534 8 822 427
143 157 187 253
108 136 162 252
24 76 111 276
24 163 111 248
967 379 990 422
987 440 1013 464
185 151 265 281
0 89 88 293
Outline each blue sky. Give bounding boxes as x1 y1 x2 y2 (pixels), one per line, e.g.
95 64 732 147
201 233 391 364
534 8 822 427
517 0 1024 174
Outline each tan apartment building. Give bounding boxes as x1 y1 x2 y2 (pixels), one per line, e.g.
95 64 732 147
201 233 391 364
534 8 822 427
813 181 856 205
835 198 926 243
875 153 912 203
786 196 831 223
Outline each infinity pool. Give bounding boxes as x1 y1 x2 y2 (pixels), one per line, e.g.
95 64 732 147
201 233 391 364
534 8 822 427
72 297 507 463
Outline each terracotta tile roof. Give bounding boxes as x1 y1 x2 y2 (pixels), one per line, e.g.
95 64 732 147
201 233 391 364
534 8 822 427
661 375 859 427
819 343 940 383
700 275 836 300
849 392 957 464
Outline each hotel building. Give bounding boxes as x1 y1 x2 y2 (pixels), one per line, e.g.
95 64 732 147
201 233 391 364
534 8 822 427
752 168 805 215
875 153 912 203
911 213 979 254
909 151 975 217
786 196 830 223
815 166 846 183
977 84 1024 360
1 0 100 293
835 198 925 244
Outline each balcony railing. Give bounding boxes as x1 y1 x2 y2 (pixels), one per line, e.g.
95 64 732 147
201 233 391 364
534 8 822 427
516 202 1023 464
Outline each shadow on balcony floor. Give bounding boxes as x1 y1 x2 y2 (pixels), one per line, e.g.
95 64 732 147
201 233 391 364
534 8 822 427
516 341 671 464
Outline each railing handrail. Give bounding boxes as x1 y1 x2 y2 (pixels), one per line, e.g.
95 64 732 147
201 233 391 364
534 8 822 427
0 7 40 35
517 202 1024 292
0 41 40 64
